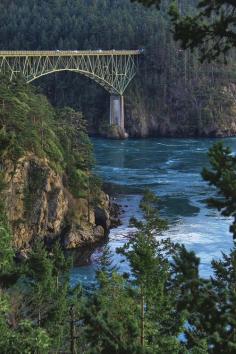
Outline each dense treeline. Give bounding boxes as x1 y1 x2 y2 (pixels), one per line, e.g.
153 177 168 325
0 0 235 136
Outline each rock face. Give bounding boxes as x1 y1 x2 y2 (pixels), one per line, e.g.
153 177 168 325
124 84 236 138
3 154 114 251
125 102 236 138
126 112 236 139
100 125 129 139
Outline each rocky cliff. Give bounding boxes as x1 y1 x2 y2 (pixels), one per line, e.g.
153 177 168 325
2 154 115 252
125 105 236 138
124 84 236 138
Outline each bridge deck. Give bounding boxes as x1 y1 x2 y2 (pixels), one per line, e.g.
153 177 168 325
0 50 140 57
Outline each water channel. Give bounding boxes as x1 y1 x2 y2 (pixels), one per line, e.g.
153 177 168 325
71 137 236 286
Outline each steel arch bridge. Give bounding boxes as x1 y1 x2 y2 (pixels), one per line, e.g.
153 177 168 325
0 50 140 131
0 50 139 95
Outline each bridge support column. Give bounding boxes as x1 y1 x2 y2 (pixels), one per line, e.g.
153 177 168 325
110 95 124 129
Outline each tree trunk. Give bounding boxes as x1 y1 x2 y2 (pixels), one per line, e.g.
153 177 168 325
140 285 145 347
70 305 77 354
38 308 41 327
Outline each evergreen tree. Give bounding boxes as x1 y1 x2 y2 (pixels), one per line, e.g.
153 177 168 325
0 284 51 353
118 191 185 353
24 240 72 352
0 214 14 278
202 142 236 239
172 142 236 353
81 271 141 354
135 0 236 61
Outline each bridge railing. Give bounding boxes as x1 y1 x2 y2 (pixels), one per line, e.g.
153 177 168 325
0 50 141 57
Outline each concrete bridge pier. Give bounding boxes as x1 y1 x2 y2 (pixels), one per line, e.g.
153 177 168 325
110 95 125 129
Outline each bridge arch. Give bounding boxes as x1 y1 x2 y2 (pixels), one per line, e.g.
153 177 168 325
0 50 140 130
27 68 124 96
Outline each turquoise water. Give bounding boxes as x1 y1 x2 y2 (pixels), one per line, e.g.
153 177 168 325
71 137 236 286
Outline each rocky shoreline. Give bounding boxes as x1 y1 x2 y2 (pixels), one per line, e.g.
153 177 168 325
2 154 121 257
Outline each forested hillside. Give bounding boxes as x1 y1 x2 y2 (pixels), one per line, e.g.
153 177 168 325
0 0 236 136
0 76 114 252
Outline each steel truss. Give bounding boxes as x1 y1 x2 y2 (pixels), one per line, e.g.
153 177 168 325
0 50 139 95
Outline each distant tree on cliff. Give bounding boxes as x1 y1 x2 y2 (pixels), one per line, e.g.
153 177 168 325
134 0 236 61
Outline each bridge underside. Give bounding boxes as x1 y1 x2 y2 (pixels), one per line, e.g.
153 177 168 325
0 51 139 130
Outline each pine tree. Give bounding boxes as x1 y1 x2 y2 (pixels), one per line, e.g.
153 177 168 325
0 291 51 354
24 240 71 352
118 190 185 353
81 271 141 354
202 142 236 239
176 142 236 353
0 172 16 286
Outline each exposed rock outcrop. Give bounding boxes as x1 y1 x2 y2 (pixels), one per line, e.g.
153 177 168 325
100 125 129 139
124 83 236 138
2 154 116 251
125 101 236 138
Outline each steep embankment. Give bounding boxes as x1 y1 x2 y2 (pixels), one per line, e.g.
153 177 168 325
0 77 115 252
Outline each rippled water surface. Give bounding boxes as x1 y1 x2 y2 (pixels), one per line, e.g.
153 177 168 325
71 137 236 286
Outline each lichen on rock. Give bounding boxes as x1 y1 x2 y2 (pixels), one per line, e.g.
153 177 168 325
2 154 114 251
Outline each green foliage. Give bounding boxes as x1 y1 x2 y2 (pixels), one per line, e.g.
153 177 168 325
97 244 118 275
135 0 236 62
118 191 185 352
0 76 95 198
10 240 74 353
0 240 72 353
9 320 51 354
202 142 236 238
56 107 94 197
81 272 141 353
178 247 236 354
0 76 63 166
170 142 236 353
0 222 14 276
169 0 236 62
0 292 51 354
0 174 14 278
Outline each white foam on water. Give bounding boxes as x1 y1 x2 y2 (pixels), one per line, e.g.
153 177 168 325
71 137 236 285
